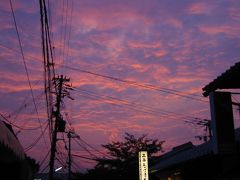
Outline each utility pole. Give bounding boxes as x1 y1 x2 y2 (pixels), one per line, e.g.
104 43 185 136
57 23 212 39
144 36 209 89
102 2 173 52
185 119 212 142
49 75 72 180
68 131 72 180
67 130 79 180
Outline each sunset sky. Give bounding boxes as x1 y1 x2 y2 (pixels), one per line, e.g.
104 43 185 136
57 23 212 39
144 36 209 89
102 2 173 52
0 0 240 173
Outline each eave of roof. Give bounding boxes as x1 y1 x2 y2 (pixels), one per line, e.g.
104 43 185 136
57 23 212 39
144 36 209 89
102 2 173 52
202 62 240 97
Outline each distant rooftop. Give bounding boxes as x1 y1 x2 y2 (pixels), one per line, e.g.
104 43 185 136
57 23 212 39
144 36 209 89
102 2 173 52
151 128 240 171
151 141 213 171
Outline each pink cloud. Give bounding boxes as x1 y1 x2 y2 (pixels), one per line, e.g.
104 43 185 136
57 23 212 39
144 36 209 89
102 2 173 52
228 7 240 21
144 49 167 59
128 41 162 49
63 3 151 33
165 18 183 29
70 72 130 92
187 2 216 15
128 40 167 59
2 0 240 172
199 25 240 37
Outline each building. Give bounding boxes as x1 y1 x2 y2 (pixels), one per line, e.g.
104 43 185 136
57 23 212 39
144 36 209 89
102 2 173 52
0 120 33 179
151 62 240 180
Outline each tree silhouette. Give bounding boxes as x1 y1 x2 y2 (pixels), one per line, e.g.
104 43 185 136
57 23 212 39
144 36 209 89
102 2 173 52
82 133 164 180
25 155 39 175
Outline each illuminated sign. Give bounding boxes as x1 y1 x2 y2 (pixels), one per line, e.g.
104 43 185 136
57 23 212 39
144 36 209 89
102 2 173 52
139 151 149 180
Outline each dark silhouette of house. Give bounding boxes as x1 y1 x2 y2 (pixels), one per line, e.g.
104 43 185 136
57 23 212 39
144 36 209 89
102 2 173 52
150 62 240 180
0 120 32 180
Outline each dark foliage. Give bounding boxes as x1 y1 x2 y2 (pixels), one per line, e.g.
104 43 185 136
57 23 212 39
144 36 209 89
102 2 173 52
25 155 40 175
81 133 164 180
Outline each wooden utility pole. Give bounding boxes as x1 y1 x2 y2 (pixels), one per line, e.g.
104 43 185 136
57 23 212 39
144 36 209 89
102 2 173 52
49 75 72 180
67 131 79 180
68 131 72 180
49 75 64 180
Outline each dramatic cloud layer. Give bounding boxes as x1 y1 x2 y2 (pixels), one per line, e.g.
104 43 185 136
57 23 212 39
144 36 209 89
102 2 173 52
1 0 240 172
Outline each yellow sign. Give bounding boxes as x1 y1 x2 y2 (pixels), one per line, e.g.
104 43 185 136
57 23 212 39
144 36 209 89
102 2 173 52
139 151 149 180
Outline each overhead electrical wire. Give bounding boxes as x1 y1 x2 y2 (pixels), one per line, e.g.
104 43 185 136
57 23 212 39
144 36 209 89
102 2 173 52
0 112 48 131
76 135 112 159
56 144 68 165
72 90 182 120
40 163 49 173
65 122 112 159
56 156 67 170
62 65 207 103
39 149 51 169
63 123 110 165
40 0 54 143
65 0 74 64
8 91 45 124
71 160 83 172
9 0 45 138
58 134 100 163
39 0 58 143
71 154 97 161
0 42 42 61
75 88 202 119
0 34 210 149
24 122 49 152
73 138 98 159
72 88 205 122
0 42 207 104
61 0 69 67
62 123 112 162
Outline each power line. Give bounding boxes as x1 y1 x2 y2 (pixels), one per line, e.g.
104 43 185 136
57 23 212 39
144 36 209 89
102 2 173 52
40 0 54 126
63 124 110 167
62 65 207 102
72 88 204 122
0 42 207 103
65 0 74 65
71 160 82 172
71 154 97 161
0 42 42 61
40 163 50 173
9 0 48 147
39 149 51 169
73 138 98 159
76 136 112 159
9 0 43 129
56 156 67 170
24 122 49 152
8 90 45 123
61 0 70 69
0 112 47 131
64 123 112 159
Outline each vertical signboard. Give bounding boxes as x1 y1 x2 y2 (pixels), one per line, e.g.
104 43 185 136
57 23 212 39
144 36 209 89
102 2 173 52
139 151 149 180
